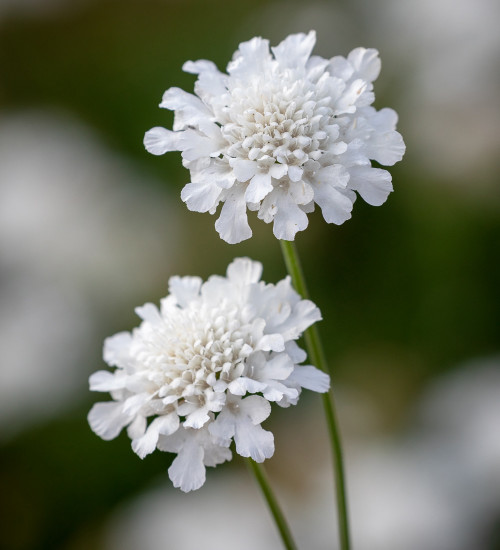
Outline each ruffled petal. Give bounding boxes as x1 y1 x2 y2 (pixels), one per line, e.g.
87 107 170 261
167 276 202 308
134 302 162 325
271 190 309 241
313 178 353 225
272 31 316 69
226 257 263 285
181 180 223 213
347 48 381 82
87 401 131 441
168 438 206 492
159 87 212 131
215 185 252 244
258 333 285 352
229 158 258 183
132 413 180 458
245 172 273 203
275 299 322 341
348 166 393 206
240 395 272 424
89 370 126 392
143 127 181 156
103 332 133 367
234 419 274 462
227 36 271 77
288 365 330 393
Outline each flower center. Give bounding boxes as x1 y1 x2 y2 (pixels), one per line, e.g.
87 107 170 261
221 77 331 169
134 301 254 399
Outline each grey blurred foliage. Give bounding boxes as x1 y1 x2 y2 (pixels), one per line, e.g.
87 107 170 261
0 1 498 549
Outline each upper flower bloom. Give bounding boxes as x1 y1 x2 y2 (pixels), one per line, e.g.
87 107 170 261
88 258 329 492
145 31 405 244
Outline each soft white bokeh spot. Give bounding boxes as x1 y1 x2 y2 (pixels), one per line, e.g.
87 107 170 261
0 111 180 438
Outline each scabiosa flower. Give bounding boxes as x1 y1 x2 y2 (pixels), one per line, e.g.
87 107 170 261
88 258 329 492
144 31 405 244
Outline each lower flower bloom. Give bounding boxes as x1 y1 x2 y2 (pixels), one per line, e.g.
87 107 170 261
88 258 329 491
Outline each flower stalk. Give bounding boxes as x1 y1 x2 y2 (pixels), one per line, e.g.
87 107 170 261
280 239 351 550
247 459 298 550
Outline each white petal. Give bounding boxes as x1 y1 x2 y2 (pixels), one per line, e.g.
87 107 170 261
144 127 181 156
347 48 381 82
103 332 132 367
234 419 274 462
203 444 232 467
269 163 288 179
272 31 316 68
258 333 285 352
157 428 185 453
183 406 210 429
229 158 258 182
240 395 272 424
263 383 298 403
362 108 406 165
272 191 309 241
88 401 131 441
335 78 367 115
285 341 307 363
215 185 252 244
167 276 202 308
261 353 294 381
229 377 266 395
328 56 354 81
348 166 393 206
183 60 228 105
366 130 405 166
287 165 303 183
179 129 222 161
227 36 271 77
183 59 218 75
257 188 278 223
192 158 235 189
135 302 162 325
208 409 235 446
122 393 151 416
127 415 147 439
245 172 273 203
132 414 180 459
316 164 350 189
227 378 249 396
89 370 126 392
168 439 206 492
276 299 322 341
313 180 353 225
226 257 263 285
159 87 212 131
181 180 222 212
288 365 330 393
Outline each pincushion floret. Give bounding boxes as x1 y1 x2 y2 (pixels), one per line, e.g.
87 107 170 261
144 30 405 243
88 258 329 492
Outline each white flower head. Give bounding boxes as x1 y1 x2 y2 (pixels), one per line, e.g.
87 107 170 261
88 258 329 492
145 31 405 244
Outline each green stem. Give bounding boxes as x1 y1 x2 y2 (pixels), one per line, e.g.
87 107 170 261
246 458 298 550
280 239 351 550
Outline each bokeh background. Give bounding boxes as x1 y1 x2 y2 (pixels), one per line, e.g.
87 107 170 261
1 0 499 549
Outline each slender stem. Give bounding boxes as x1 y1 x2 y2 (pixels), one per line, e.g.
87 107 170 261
280 240 351 550
246 458 298 550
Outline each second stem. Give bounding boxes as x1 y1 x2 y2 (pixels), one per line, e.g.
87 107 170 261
280 239 351 550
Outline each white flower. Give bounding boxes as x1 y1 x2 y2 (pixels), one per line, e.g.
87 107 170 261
88 258 329 492
144 31 405 243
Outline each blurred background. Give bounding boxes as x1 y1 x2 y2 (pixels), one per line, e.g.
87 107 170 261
0 0 499 549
